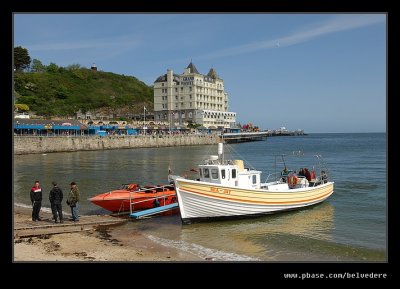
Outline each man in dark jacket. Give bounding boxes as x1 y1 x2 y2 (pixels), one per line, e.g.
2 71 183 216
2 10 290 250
30 180 42 221
67 182 80 222
49 181 63 223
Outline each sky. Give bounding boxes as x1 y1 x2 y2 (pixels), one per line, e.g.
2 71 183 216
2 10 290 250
14 14 386 133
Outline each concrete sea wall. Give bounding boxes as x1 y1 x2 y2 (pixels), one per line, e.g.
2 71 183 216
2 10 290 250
14 135 220 155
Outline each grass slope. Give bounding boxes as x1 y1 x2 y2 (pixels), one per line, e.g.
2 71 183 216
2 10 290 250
14 68 153 117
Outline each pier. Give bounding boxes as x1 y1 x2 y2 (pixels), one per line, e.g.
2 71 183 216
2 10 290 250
266 127 307 137
221 132 268 143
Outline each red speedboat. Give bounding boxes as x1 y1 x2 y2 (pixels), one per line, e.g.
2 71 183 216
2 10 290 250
89 183 177 213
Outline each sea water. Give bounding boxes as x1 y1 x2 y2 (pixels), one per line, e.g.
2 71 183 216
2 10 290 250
14 133 386 261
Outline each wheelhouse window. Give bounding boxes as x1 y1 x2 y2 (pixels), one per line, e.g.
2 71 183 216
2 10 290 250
232 169 237 179
199 169 203 178
204 168 210 178
211 169 219 179
221 169 226 179
252 175 257 184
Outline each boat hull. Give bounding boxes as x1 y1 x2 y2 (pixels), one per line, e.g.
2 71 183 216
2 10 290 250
174 178 334 223
89 189 177 213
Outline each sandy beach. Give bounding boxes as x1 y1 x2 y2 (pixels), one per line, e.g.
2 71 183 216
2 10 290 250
13 205 202 262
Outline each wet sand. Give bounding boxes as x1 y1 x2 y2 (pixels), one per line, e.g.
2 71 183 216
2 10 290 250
13 205 202 262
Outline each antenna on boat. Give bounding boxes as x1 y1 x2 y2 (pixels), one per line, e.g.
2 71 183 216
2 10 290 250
281 154 287 169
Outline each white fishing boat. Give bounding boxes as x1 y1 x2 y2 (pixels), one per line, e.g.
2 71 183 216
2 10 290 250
169 143 334 224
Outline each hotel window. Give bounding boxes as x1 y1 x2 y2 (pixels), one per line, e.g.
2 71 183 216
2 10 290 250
162 83 164 86
189 87 192 91
181 87 183 92
175 95 178 100
175 88 178 92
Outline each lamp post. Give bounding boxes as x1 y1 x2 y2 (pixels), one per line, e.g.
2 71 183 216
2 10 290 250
143 106 145 135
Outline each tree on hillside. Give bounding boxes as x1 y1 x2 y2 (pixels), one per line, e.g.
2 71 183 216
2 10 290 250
67 64 81 70
46 62 59 73
14 46 31 71
14 103 30 112
31 59 46 72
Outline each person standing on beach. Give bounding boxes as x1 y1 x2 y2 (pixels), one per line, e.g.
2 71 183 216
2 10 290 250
30 180 42 221
49 181 64 223
67 182 80 222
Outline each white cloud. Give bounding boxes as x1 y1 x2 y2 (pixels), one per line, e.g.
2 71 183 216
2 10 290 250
198 14 385 59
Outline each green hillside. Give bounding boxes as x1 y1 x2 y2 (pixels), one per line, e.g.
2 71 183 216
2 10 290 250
14 67 153 117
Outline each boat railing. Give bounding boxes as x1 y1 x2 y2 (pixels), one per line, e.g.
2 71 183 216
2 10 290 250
265 171 329 188
129 184 176 215
265 172 284 183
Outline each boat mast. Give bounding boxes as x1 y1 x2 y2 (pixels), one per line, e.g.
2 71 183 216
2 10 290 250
218 142 224 164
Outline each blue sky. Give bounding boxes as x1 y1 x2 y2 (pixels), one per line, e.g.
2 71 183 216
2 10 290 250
14 14 386 133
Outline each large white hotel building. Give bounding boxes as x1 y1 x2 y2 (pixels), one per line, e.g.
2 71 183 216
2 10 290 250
153 62 236 129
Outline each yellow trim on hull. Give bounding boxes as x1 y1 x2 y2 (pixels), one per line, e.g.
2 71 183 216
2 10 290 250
177 179 334 205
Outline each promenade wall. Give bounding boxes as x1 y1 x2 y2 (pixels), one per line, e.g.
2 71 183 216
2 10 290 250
14 134 220 155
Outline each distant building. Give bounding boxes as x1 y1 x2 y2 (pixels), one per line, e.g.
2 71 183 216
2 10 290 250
76 109 155 122
153 62 236 129
91 63 97 71
14 112 30 119
76 109 113 120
